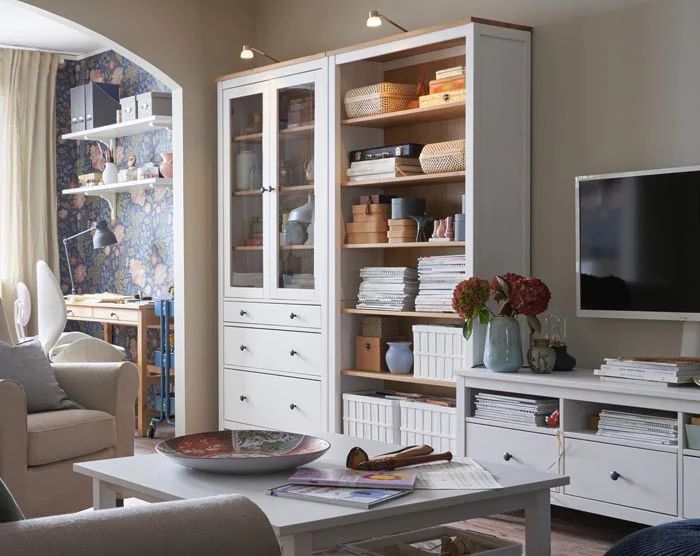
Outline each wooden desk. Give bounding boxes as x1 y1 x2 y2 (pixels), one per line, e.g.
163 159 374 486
65 301 160 437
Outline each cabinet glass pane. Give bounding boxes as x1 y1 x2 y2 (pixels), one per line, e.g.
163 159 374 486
277 83 315 290
230 93 264 289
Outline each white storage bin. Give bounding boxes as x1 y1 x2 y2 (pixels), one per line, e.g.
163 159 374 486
413 325 464 381
343 392 401 444
400 400 456 453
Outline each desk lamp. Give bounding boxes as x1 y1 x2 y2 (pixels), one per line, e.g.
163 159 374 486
62 219 117 295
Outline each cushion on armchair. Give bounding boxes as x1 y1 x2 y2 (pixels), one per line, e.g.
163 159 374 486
0 340 82 413
606 520 700 556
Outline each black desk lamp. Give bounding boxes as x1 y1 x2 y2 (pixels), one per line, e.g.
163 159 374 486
62 219 117 294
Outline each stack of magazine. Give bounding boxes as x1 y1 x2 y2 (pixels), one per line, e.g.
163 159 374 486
474 392 559 427
356 267 418 311
266 467 417 509
596 409 678 445
346 157 423 182
415 255 466 312
593 358 700 388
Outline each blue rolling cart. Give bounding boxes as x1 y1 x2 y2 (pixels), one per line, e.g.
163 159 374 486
147 296 175 438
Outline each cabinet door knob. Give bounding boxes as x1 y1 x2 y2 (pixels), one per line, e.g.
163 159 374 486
86 114 92 121
260 186 268 193
239 395 247 401
289 312 297 319
290 349 297 356
239 309 247 316
610 470 621 481
289 403 297 410
268 186 275 192
503 452 513 462
239 345 247 351
110 312 117 318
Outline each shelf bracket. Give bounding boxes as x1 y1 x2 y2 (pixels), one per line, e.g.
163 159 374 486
83 191 117 221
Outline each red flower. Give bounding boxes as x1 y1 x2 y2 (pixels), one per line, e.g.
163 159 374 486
452 277 490 319
511 277 551 316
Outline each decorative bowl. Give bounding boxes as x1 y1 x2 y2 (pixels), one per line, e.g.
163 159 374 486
156 430 331 474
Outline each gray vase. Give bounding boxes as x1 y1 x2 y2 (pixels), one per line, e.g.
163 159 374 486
484 317 523 373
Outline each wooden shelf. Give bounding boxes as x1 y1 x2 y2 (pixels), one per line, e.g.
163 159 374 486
233 245 263 251
232 131 263 142
342 369 455 388
342 171 465 188
61 116 172 141
234 244 313 251
232 124 314 143
342 308 461 320
344 241 465 249
279 184 314 194
342 103 464 128
232 189 263 197
280 123 314 136
62 178 172 196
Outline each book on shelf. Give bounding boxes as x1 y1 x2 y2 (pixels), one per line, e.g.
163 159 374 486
594 366 697 383
348 157 421 171
596 408 678 445
266 484 409 508
598 376 693 388
474 392 558 427
436 66 465 80
289 467 417 490
603 358 700 372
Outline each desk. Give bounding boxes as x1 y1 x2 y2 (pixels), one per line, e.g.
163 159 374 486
66 301 160 437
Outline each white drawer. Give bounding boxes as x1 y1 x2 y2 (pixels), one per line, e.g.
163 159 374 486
565 438 677 515
223 369 321 433
684 456 700 517
223 326 322 377
467 423 560 473
223 301 321 329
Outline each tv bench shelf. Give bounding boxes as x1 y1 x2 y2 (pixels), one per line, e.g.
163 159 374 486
455 368 700 525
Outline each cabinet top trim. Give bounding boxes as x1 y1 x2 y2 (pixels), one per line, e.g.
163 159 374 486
215 17 531 83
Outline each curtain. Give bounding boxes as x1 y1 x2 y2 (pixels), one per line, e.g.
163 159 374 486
0 48 59 338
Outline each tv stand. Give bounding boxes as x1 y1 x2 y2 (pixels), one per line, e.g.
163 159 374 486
455 368 700 525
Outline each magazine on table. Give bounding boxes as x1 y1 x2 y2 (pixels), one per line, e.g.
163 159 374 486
266 484 409 509
289 467 417 490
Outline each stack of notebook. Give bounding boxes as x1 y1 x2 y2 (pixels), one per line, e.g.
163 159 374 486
346 157 423 182
356 267 418 311
415 255 466 312
474 392 559 427
594 358 700 388
596 409 678 445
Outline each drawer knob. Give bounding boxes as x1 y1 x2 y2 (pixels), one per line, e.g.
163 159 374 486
290 349 297 356
67 309 73 315
239 309 247 316
503 452 513 462
110 312 117 318
289 312 297 319
239 345 247 351
239 395 247 401
610 470 621 481
289 403 297 410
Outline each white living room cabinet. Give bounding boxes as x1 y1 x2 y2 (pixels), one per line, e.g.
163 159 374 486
218 57 329 433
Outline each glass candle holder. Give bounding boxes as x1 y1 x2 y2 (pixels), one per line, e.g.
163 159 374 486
545 313 566 347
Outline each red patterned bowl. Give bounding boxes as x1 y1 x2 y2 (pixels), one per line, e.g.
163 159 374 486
156 430 331 474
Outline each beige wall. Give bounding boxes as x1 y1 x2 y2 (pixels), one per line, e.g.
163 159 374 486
22 0 255 433
252 0 697 368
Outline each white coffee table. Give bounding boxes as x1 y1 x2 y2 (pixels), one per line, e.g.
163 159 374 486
74 433 568 555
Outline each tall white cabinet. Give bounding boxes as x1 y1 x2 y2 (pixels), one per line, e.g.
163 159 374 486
218 57 329 432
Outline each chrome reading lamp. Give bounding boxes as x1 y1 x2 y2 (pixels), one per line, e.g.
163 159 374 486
62 219 117 295
366 10 408 32
240 45 280 63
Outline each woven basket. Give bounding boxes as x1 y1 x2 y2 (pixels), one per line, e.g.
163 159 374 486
344 82 418 119
419 139 465 174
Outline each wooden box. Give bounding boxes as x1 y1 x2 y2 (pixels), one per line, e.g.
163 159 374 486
352 212 389 223
347 232 388 244
388 218 417 228
429 75 466 94
362 317 400 338
418 89 465 108
356 336 402 371
347 221 389 233
352 203 391 215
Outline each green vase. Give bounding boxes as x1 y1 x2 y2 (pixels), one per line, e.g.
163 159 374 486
484 316 523 373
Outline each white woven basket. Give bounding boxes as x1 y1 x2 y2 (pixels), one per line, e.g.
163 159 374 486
344 82 418 119
419 139 466 174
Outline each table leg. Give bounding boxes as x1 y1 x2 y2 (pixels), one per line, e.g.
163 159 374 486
93 478 117 510
103 322 113 343
136 313 148 437
279 533 312 556
524 489 551 556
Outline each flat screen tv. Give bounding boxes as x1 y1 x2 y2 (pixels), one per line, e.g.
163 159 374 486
576 166 700 321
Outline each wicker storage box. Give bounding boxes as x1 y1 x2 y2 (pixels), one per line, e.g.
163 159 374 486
419 139 465 174
343 392 401 444
344 82 418 119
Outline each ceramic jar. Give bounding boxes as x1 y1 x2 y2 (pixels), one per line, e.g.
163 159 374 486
102 162 118 185
527 338 556 374
235 150 260 191
483 316 523 373
386 341 413 374
159 152 173 178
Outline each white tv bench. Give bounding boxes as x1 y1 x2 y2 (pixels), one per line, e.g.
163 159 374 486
455 368 700 525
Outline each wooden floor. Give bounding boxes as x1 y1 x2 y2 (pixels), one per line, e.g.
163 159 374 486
135 427 644 554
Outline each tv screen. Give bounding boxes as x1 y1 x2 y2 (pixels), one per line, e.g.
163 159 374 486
577 168 700 316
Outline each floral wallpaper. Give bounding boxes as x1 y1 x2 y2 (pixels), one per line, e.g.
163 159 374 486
56 51 174 408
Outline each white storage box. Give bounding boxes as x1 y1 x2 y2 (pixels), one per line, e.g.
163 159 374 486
400 400 456 453
343 392 401 444
340 525 521 555
413 325 484 381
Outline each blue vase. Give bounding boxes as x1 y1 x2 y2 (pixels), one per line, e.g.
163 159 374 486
484 317 523 373
385 341 413 374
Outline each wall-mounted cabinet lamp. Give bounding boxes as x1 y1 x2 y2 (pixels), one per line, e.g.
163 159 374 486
366 10 408 32
240 45 280 63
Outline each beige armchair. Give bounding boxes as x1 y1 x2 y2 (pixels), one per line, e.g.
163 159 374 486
0 299 138 517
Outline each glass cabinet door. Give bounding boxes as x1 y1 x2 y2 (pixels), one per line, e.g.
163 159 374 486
270 70 325 300
223 83 268 298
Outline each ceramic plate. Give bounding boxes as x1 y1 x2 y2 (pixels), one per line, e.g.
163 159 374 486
156 430 331 474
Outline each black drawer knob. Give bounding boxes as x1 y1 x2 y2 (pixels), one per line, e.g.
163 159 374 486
110 312 117 318
289 403 297 410
290 349 297 356
610 470 621 481
239 395 247 401
503 452 513 462
239 309 247 316
289 312 298 319
239 345 247 351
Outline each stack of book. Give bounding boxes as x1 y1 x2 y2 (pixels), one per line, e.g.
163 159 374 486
593 358 700 388
346 157 423 182
474 392 559 427
415 255 466 312
596 409 678 445
356 267 418 311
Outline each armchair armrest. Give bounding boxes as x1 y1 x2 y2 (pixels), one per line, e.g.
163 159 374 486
52 362 138 457
0 380 28 495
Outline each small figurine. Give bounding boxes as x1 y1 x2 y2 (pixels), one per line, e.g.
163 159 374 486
545 409 560 428
445 216 454 240
436 219 446 238
127 155 137 169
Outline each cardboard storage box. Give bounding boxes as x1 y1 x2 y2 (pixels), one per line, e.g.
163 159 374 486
136 91 172 118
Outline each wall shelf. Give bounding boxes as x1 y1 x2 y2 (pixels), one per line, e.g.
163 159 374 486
341 307 461 320
61 178 172 219
61 115 172 142
341 103 464 128
342 369 455 388
342 171 465 188
343 241 465 249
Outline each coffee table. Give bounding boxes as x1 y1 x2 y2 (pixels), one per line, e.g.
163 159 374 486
74 433 568 555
